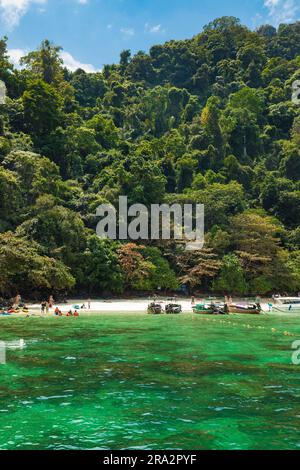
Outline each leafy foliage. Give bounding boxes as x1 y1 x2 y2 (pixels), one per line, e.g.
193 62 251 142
0 17 300 296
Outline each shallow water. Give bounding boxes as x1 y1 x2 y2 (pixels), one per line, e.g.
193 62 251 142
0 313 299 450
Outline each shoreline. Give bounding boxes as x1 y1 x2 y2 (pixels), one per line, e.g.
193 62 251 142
2 297 297 317
23 297 273 315
27 298 195 314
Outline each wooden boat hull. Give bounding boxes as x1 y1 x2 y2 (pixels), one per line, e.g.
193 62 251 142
229 306 261 315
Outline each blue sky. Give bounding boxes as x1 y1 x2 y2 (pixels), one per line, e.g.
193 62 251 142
1 0 299 72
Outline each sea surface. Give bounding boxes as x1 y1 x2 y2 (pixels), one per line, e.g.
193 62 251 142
0 313 299 450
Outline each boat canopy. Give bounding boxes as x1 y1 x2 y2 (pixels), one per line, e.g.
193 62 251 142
275 297 300 304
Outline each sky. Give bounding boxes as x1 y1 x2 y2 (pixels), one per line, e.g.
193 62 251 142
1 0 299 72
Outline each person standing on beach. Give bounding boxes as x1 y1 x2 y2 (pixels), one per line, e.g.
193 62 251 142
41 301 46 315
48 295 54 308
45 301 49 315
87 298 91 309
13 294 21 308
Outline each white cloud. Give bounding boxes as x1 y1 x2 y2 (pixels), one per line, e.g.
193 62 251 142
264 0 299 24
77 0 88 4
8 47 99 73
265 0 280 6
120 27 135 36
145 23 165 34
0 0 46 29
60 51 98 73
8 47 26 67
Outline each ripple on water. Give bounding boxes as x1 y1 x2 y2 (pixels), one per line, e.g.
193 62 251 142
0 314 299 450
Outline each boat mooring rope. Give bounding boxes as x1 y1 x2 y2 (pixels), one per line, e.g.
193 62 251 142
191 315 296 338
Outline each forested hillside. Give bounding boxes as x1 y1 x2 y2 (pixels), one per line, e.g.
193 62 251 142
0 16 300 297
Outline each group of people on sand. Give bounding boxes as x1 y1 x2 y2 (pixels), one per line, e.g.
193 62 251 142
40 300 50 315
67 310 79 317
54 307 79 317
40 295 54 314
0 294 30 315
2 294 91 317
39 295 92 317
40 295 75 317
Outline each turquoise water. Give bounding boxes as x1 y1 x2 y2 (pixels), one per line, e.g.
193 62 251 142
0 313 299 450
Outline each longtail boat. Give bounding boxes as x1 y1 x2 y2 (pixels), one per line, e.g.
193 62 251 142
228 303 261 315
165 303 182 314
192 303 215 314
147 302 163 315
271 297 300 314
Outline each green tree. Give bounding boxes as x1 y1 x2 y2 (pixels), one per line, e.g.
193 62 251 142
213 254 248 294
20 40 64 85
16 195 87 272
86 114 119 149
81 236 124 294
231 211 292 293
22 79 61 139
0 166 21 230
0 232 75 296
279 143 300 182
203 16 241 32
0 17 300 298
177 249 221 291
118 243 155 290
120 50 131 71
3 150 62 204
140 247 178 291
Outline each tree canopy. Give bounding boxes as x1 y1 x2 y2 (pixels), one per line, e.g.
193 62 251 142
0 17 299 297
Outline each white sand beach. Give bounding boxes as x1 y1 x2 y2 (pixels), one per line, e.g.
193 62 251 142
27 298 195 314
25 298 272 315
